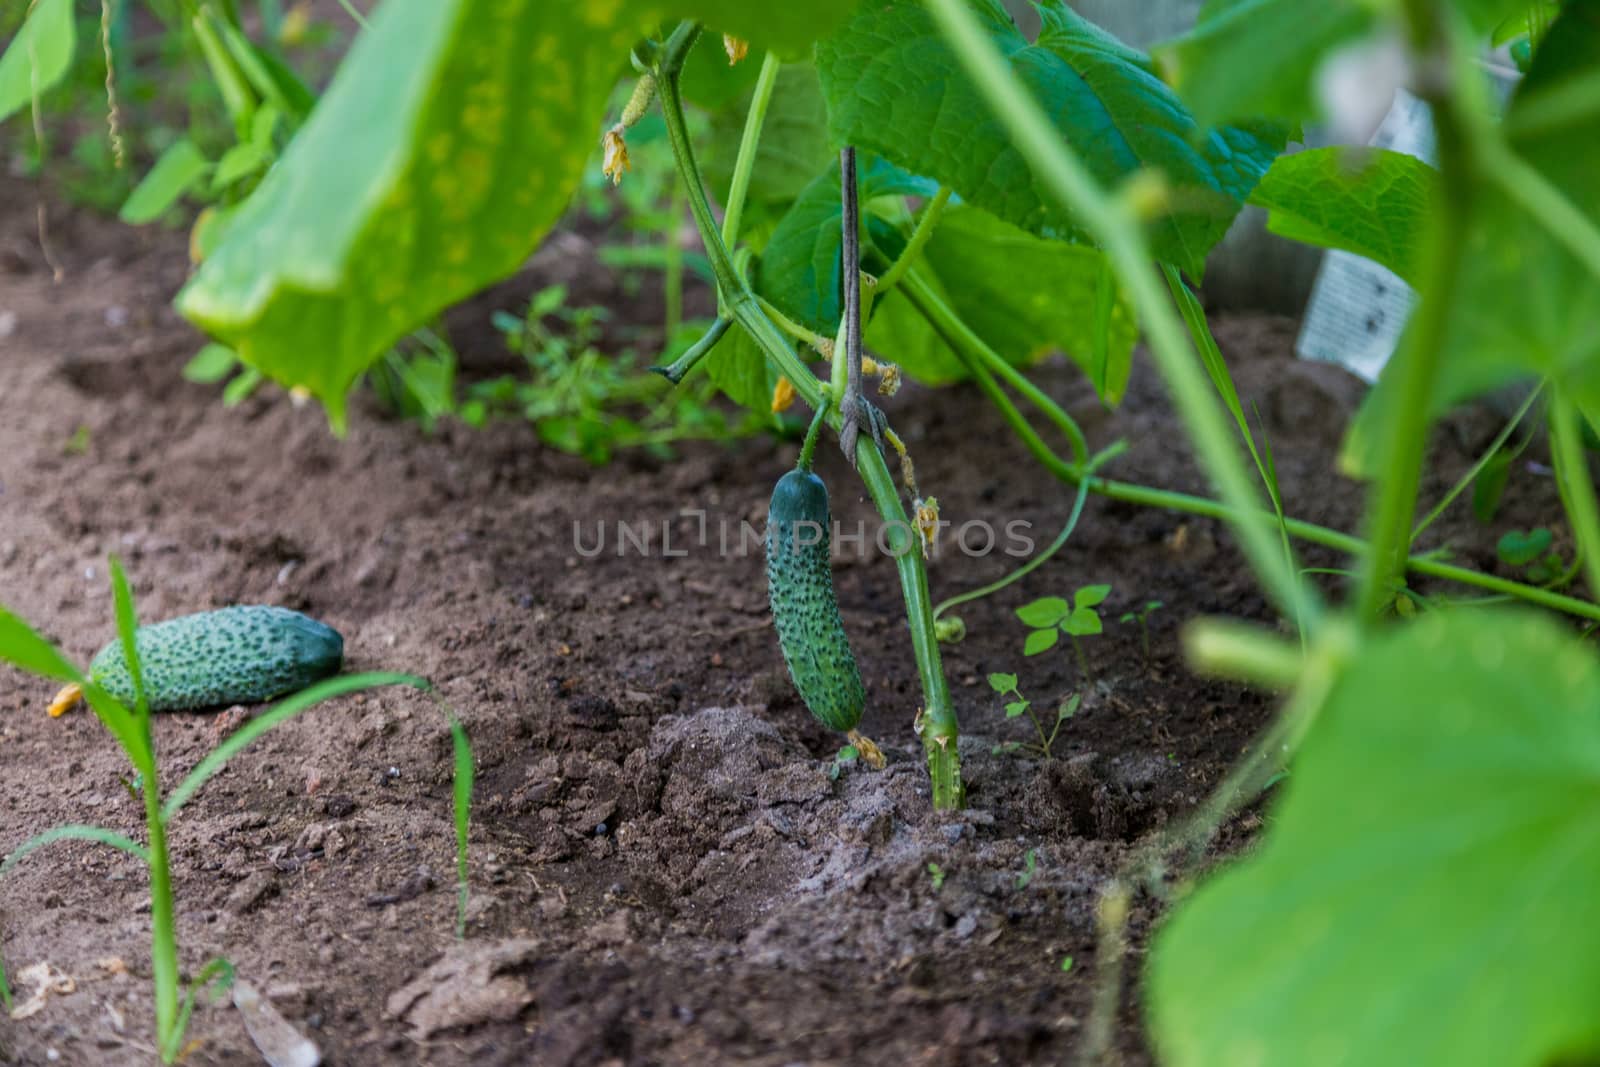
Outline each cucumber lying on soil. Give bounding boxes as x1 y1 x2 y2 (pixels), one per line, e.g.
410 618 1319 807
88 605 344 711
766 468 866 732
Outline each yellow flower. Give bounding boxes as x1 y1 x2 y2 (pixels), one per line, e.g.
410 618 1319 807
770 376 797 413
913 496 940 559
601 128 630 186
723 34 749 66
876 362 902 397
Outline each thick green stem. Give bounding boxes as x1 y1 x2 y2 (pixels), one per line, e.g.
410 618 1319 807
923 0 1315 631
1550 393 1600 600
139 755 180 1060
1355 116 1473 619
657 24 962 807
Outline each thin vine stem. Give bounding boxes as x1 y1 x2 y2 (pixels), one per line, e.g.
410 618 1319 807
932 286 1600 623
922 0 1319 633
901 268 1088 467
1410 380 1544 544
876 186 952 295
932 442 1124 622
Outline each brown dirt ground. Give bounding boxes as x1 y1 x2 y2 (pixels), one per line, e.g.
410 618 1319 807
0 172 1570 1066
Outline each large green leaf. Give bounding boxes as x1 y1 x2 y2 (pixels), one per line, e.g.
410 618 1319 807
1149 610 1600 1067
756 155 937 334
1154 0 1530 127
815 0 1287 278
176 4 852 431
0 0 75 125
1152 0 1372 127
1248 147 1437 285
878 206 1137 403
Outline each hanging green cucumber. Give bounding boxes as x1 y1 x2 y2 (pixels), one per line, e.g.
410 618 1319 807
766 404 867 734
48 605 344 716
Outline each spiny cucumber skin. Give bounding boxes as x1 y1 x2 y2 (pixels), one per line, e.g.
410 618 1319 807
88 606 344 712
766 469 866 733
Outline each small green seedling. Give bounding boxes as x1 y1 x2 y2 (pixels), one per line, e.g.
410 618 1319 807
1016 848 1038 890
1119 600 1164 663
0 559 475 1062
1017 584 1110 686
1061 955 1074 973
829 743 862 781
927 862 947 891
989 672 1079 758
1497 527 1569 585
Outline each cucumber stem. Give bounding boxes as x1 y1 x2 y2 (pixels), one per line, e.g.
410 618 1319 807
797 396 830 472
656 23 963 808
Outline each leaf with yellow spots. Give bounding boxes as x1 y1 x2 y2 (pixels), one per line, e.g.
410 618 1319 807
1149 610 1600 1067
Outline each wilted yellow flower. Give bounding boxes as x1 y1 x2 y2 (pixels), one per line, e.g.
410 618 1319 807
601 128 630 186
770 375 796 413
723 34 749 65
913 496 940 560
876 362 902 397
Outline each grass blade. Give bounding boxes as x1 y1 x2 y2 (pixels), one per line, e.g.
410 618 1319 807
162 672 428 821
449 712 474 938
0 607 86 685
162 957 235 1063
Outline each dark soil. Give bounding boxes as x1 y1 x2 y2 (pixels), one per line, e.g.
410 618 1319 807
0 174 1565 1066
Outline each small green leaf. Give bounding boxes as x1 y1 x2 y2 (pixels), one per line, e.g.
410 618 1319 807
121 140 211 223
1248 148 1437 285
1064 608 1103 637
1016 597 1072 628
1149 610 1600 1067
1060 955 1074 972
987 672 1019 693
222 367 263 407
1004 700 1030 719
212 141 268 191
1058 694 1081 720
837 744 860 762
1075 584 1112 609
1497 527 1554 566
1119 612 1137 624
1024 628 1060 656
183 343 239 384
0 0 76 126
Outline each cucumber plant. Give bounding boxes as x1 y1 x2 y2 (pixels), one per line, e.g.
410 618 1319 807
8 1 1600 1059
0 560 475 1063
